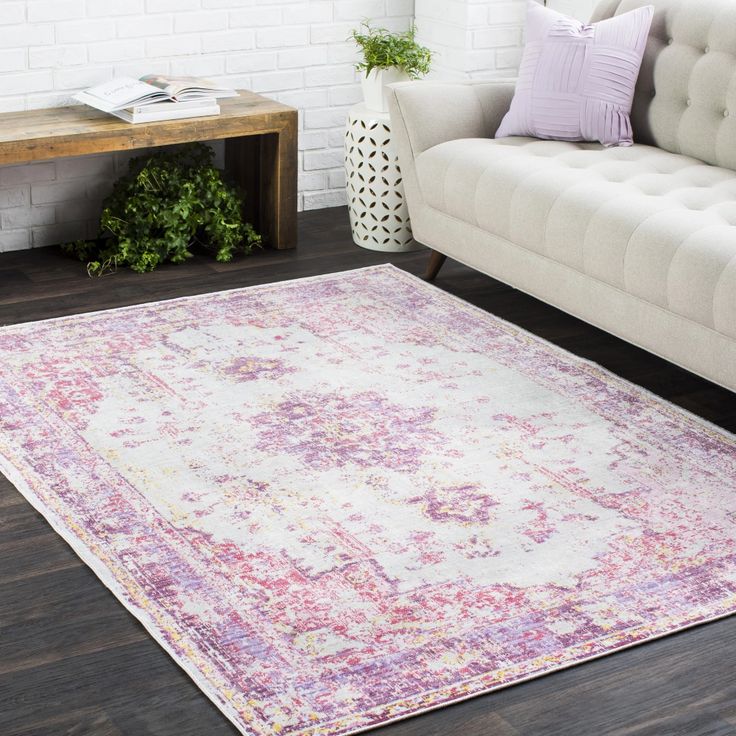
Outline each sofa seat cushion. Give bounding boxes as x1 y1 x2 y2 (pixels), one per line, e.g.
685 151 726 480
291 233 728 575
415 137 736 337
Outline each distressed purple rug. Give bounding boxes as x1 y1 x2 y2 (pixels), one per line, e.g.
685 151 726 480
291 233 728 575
1 265 735 735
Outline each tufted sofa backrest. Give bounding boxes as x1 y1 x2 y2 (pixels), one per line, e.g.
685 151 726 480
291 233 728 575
591 0 736 169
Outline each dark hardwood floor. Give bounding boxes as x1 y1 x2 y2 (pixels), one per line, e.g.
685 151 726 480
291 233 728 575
1 206 735 736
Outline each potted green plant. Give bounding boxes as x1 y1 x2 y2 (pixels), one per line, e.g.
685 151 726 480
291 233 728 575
63 143 260 276
350 22 432 113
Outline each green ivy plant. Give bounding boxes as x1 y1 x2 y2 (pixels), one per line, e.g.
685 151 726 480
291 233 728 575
63 143 260 276
350 22 432 79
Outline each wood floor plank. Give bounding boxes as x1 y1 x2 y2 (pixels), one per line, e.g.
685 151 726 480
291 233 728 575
5 708 126 736
1 206 734 735
0 601 147 677
0 641 238 736
0 534 82 587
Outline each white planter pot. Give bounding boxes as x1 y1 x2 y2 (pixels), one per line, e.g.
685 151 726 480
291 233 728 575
360 67 411 113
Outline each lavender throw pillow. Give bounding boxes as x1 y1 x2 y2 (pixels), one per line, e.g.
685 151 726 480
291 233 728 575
496 1 654 147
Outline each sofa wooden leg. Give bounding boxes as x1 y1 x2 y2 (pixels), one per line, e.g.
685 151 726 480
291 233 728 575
422 250 447 282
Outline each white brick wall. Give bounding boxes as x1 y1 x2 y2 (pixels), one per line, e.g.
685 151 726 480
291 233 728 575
413 0 598 83
415 0 526 81
0 0 414 252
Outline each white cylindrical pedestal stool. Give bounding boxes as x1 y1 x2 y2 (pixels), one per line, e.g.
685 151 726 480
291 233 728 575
344 103 418 252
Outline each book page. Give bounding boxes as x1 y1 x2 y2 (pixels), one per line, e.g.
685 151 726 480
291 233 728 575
140 74 228 98
84 77 166 106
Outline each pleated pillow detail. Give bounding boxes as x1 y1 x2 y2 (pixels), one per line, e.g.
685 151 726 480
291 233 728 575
496 1 654 147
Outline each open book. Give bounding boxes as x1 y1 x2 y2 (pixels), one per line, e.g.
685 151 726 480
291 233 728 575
109 99 221 124
74 75 238 114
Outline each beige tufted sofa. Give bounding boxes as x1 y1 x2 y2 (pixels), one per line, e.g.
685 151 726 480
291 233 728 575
388 0 736 392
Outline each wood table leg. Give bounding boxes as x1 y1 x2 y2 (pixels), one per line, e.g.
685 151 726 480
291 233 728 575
224 111 298 250
260 112 297 250
225 135 260 237
422 250 447 281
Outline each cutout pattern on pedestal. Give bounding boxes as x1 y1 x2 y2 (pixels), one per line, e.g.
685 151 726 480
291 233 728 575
345 112 414 252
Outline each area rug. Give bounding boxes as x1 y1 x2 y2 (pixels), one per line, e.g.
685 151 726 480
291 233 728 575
1 265 735 735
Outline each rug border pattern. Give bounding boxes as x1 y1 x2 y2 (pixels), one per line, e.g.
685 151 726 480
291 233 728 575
1 263 735 736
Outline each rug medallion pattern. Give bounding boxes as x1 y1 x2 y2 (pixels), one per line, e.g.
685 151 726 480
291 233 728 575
1 265 735 735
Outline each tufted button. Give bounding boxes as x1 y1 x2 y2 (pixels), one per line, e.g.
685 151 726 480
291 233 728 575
705 45 711 53
667 37 674 45
686 98 692 106
724 110 731 118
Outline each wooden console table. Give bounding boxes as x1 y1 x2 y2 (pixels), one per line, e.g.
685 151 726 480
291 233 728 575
0 91 298 249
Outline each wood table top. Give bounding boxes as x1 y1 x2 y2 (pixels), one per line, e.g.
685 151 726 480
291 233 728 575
0 91 296 165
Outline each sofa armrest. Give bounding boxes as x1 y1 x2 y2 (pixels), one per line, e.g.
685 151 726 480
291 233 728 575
387 80 515 160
